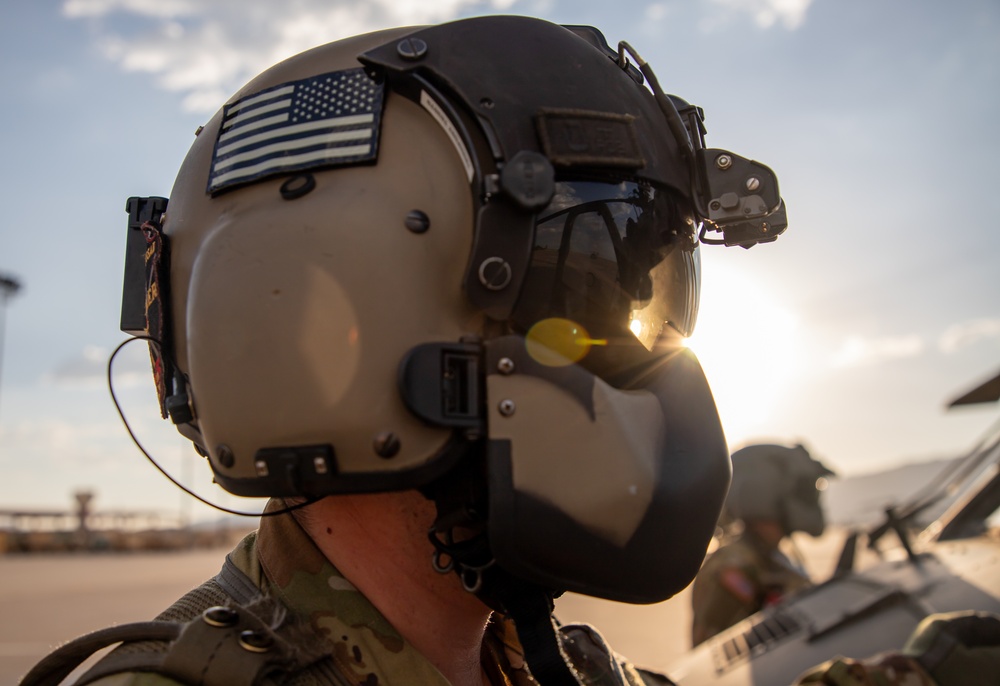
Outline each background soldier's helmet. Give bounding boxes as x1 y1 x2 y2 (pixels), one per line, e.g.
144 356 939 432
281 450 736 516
725 443 837 537
122 16 788 605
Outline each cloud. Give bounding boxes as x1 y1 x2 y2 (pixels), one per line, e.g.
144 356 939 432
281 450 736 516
61 0 521 113
45 345 111 386
46 342 153 387
832 334 925 368
939 317 1000 353
63 0 200 20
64 0 815 113
706 0 814 30
645 4 671 22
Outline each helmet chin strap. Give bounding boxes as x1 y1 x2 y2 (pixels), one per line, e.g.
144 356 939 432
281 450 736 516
422 448 583 686
480 569 583 686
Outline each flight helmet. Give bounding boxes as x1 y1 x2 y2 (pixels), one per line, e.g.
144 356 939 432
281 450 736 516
119 15 788 623
726 443 836 537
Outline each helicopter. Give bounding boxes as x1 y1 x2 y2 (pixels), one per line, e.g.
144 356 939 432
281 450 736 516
664 368 1000 685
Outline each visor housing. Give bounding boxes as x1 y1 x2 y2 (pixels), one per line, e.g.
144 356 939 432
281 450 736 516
510 179 700 381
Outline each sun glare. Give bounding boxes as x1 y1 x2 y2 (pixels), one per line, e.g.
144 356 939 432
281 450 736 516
684 263 800 446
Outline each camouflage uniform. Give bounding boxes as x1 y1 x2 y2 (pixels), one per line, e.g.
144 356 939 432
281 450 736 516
791 610 1000 685
793 653 937 685
690 531 811 646
82 502 670 686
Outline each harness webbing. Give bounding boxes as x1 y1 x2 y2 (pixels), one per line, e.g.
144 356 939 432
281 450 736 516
17 559 342 686
18 622 182 686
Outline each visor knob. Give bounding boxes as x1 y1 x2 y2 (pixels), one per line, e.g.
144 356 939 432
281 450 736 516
500 151 554 211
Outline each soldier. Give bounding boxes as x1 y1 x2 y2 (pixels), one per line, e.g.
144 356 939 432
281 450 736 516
20 15 791 686
795 610 1000 686
690 443 835 647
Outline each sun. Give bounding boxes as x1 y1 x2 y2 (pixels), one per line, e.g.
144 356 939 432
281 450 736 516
684 260 800 446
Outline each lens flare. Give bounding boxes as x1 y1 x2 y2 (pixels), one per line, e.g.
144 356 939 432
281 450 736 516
526 318 604 366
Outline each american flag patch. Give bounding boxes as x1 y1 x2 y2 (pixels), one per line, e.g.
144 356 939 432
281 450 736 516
207 68 384 194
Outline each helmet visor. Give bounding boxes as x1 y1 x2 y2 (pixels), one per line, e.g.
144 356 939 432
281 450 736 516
510 179 700 373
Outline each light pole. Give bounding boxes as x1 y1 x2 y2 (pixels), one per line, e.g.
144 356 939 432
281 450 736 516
0 273 22 425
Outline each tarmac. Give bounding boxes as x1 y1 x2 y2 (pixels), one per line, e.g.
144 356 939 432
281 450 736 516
0 529 852 684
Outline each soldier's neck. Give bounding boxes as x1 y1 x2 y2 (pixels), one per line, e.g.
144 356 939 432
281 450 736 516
298 491 494 686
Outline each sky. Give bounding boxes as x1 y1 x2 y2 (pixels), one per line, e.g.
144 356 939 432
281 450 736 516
0 0 998 522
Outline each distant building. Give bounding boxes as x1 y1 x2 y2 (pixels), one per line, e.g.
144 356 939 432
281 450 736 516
0 491 251 553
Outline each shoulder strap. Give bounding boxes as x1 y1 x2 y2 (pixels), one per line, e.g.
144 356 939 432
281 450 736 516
20 559 341 686
18 622 182 686
74 597 308 686
215 553 264 604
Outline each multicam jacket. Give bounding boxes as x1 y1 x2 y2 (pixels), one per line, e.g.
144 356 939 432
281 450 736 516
689 531 811 647
79 504 671 686
793 654 938 686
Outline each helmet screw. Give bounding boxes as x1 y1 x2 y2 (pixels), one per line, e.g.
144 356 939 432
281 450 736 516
745 176 761 192
498 399 516 417
374 431 401 459
715 154 733 170
280 174 316 200
478 257 513 291
404 209 430 234
497 357 515 375
396 37 428 61
216 444 235 468
710 200 721 211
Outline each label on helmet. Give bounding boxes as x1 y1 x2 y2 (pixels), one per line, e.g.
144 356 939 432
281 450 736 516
535 109 644 169
419 90 475 183
207 68 384 194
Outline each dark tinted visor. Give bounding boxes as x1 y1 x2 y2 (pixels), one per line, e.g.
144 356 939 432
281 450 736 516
510 180 700 374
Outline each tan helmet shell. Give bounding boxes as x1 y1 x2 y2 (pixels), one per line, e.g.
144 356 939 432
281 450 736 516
164 29 485 490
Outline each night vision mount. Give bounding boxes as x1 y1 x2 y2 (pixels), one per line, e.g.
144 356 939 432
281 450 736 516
612 38 787 249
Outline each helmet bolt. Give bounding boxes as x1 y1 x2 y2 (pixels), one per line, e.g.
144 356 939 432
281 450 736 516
715 154 733 170
478 257 513 291
710 200 722 211
497 357 515 375
374 431 401 459
480 97 495 109
745 176 761 192
280 174 316 200
216 444 235 469
498 399 516 417
396 37 428 61
404 209 430 234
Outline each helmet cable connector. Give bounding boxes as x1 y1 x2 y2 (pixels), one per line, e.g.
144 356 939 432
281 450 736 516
108 336 317 518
